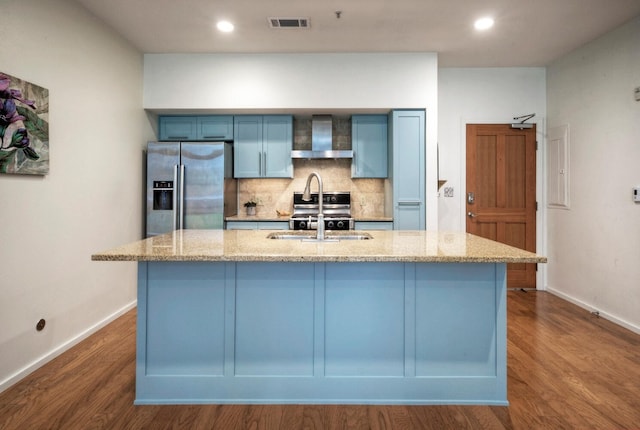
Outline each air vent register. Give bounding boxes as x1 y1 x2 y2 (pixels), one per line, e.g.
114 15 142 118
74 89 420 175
268 17 310 29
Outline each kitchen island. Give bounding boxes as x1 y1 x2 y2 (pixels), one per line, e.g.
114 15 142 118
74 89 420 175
92 230 545 405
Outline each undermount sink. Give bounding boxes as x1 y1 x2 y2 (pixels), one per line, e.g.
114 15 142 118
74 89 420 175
266 233 316 240
327 232 373 240
266 232 373 241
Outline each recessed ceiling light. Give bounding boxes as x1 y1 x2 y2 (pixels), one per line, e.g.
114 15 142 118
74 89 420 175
474 17 494 31
217 20 234 33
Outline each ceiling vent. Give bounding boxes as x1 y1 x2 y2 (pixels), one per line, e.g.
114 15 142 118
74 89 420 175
268 17 310 29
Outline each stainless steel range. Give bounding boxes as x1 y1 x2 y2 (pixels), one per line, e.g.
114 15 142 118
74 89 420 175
290 191 354 231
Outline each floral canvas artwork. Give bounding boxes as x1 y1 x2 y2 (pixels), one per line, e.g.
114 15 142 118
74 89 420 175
0 72 49 175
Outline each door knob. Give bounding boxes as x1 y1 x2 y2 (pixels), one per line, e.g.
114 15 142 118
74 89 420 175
467 211 477 218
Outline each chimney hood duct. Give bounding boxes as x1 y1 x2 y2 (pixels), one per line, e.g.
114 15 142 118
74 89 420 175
291 115 353 159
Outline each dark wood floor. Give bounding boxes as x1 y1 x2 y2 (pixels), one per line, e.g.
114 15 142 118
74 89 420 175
1 290 639 429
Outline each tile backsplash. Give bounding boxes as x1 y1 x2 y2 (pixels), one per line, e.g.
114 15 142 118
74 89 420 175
292 116 351 151
238 116 386 218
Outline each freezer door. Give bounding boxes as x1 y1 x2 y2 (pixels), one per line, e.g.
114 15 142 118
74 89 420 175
146 142 180 237
180 142 225 229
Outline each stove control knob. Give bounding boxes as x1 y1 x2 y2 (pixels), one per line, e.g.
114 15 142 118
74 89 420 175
299 221 307 229
330 195 337 202
336 221 344 229
327 221 335 229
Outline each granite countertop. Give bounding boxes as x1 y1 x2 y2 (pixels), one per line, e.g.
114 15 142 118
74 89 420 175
92 230 547 264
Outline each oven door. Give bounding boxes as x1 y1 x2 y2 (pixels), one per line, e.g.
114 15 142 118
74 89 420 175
290 217 314 230
324 217 353 230
290 216 354 230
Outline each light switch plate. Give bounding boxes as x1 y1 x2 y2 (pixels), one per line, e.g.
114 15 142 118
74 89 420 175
635 87 640 101
634 187 640 203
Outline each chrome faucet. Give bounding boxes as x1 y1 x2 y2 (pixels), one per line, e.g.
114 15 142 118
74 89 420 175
302 171 325 240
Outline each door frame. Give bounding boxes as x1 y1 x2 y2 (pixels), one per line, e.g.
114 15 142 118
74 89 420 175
459 117 547 290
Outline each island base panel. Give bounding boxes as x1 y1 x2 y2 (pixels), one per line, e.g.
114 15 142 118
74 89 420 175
136 261 507 405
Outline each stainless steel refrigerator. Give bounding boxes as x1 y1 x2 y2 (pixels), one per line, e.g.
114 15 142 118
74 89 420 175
146 141 237 237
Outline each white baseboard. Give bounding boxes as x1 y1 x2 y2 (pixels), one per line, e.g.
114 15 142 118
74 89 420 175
0 300 137 394
546 287 640 335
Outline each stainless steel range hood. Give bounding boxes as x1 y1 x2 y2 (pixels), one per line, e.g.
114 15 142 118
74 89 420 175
291 115 353 159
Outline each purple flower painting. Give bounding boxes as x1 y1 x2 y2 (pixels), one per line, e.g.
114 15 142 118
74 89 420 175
0 72 49 175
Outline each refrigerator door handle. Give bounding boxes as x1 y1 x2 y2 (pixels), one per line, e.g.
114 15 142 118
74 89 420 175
179 164 185 230
172 165 179 231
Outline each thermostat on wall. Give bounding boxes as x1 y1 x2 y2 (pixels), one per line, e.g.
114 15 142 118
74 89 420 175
634 187 640 203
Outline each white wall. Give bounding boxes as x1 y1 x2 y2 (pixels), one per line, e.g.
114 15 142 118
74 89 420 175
0 0 152 391
144 53 440 229
546 16 640 332
438 68 547 231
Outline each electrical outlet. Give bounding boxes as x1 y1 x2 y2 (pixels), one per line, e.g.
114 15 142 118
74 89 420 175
443 187 454 198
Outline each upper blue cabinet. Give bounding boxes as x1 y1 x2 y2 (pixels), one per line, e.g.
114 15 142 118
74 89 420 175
159 116 196 140
351 115 388 178
234 115 293 178
197 116 234 140
159 116 234 141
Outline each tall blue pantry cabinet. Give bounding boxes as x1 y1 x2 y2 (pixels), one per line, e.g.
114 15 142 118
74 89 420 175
389 110 426 230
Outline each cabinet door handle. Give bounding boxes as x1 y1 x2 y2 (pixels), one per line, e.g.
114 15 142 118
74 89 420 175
202 135 225 139
353 152 359 175
398 201 421 206
167 136 188 140
263 152 267 176
258 152 262 175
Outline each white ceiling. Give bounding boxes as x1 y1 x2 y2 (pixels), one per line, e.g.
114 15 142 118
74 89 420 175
74 0 640 67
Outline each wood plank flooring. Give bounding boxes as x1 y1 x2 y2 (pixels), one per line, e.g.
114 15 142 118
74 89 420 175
1 290 639 429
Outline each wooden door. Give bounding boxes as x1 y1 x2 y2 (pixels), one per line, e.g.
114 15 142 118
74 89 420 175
466 124 537 288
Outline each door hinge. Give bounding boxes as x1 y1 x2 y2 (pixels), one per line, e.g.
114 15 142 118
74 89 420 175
536 201 538 211
536 141 539 150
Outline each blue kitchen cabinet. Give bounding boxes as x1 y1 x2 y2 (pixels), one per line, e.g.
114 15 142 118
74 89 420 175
197 116 234 140
159 116 234 141
233 116 262 177
351 115 388 178
234 115 293 178
226 221 289 230
390 110 425 230
159 116 197 140
354 221 393 230
263 116 293 178
226 221 258 230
